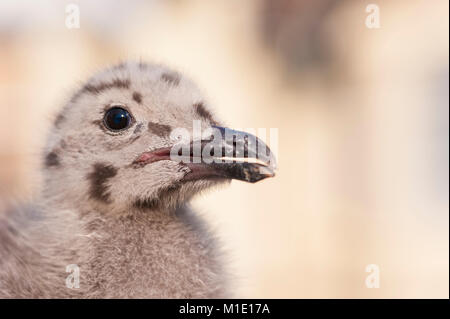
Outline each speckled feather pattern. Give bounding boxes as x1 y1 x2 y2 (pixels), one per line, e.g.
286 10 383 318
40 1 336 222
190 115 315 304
0 62 231 298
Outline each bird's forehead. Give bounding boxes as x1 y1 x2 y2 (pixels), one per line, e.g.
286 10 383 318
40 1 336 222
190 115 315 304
77 62 204 113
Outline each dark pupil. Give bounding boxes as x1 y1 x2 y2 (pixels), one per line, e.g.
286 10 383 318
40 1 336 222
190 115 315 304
105 107 130 130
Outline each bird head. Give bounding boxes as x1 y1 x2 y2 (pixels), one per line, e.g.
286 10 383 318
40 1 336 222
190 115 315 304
43 62 276 214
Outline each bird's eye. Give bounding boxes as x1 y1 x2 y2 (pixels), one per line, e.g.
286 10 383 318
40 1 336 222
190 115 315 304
104 107 131 131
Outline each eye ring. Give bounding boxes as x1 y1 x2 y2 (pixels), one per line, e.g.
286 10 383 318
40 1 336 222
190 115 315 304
103 106 132 131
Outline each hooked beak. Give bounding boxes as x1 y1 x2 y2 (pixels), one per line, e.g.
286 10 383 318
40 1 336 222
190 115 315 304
133 126 277 183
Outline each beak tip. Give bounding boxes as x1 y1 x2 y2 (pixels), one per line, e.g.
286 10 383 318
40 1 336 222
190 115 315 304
258 165 275 176
242 165 276 183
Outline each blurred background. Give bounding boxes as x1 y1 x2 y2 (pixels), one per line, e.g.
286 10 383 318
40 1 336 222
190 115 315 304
0 0 448 298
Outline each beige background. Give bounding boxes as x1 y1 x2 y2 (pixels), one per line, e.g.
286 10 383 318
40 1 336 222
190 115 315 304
0 0 448 298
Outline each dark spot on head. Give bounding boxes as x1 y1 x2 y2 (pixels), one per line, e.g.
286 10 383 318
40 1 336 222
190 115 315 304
45 151 60 167
54 113 65 128
194 102 217 125
70 79 130 103
70 89 84 103
161 72 180 86
132 91 142 104
83 79 130 95
87 163 118 203
148 122 172 137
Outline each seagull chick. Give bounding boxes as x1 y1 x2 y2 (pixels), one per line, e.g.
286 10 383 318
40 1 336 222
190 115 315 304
0 61 276 298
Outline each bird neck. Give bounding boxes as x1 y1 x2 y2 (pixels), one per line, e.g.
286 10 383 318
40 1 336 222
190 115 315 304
31 195 227 297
